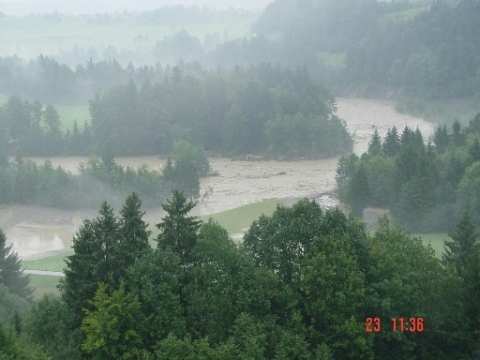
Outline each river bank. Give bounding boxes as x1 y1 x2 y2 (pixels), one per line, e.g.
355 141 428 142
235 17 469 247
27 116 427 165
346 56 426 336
2 97 434 260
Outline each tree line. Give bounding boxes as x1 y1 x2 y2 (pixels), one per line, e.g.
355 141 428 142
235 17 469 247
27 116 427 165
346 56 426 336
1 192 479 359
88 65 351 158
337 113 480 232
250 0 480 99
0 139 208 209
0 63 352 159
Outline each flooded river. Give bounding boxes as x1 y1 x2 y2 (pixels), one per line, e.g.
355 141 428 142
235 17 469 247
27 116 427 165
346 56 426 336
2 98 434 259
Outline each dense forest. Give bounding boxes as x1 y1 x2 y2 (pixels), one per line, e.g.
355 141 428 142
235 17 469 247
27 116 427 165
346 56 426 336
0 64 352 158
248 0 480 99
1 193 479 359
0 139 207 208
337 114 480 232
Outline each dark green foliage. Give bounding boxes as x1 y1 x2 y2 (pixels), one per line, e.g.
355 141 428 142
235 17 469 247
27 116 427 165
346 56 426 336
88 65 351 158
383 127 400 157
0 321 50 359
117 193 151 273
62 219 104 325
368 129 382 156
25 296 81 360
253 0 480 99
62 197 146 324
349 165 370 217
23 194 480 359
0 153 200 208
0 96 92 156
125 249 185 348
244 200 371 358
337 118 480 231
0 62 352 159
0 230 31 299
156 191 201 263
81 284 146 359
444 211 478 276
442 212 480 355
0 285 29 324
434 126 449 154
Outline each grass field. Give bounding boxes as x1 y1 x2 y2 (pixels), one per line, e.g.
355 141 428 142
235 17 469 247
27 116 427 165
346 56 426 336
24 252 72 273
201 199 282 235
0 93 89 131
29 275 60 299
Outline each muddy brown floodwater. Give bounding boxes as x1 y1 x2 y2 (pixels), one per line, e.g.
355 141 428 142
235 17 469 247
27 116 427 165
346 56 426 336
2 98 433 259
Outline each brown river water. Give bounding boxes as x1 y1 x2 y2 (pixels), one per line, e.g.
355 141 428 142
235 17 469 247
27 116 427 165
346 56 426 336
1 98 434 259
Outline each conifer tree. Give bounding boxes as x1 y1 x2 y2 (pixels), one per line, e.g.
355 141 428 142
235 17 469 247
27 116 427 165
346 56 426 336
0 229 31 299
62 202 120 323
444 211 480 355
368 128 382 156
469 138 480 162
433 125 449 153
444 211 478 278
62 220 103 323
452 120 464 147
157 191 201 263
349 165 370 217
94 202 120 284
383 126 400 157
117 193 151 274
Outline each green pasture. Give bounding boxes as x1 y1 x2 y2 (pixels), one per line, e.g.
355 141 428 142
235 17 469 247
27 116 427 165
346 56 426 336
24 253 71 273
201 198 282 235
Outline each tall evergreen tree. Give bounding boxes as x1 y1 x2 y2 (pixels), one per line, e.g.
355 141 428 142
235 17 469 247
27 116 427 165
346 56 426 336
383 126 400 157
62 202 120 323
0 229 31 299
0 127 9 167
444 211 478 277
157 191 201 263
368 128 382 156
117 193 151 275
444 211 480 355
434 125 449 153
349 165 370 217
94 202 120 284
62 220 103 324
469 138 480 162
452 120 464 147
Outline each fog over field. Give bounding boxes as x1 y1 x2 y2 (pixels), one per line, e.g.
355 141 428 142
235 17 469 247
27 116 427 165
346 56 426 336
0 0 273 14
